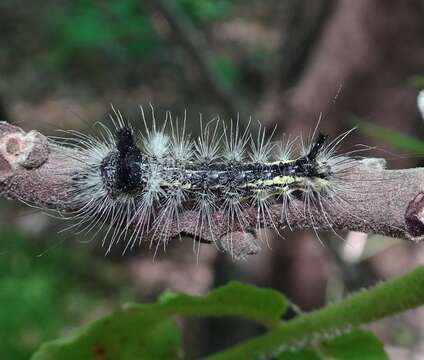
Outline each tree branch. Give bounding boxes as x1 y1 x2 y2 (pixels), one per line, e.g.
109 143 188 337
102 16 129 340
1 122 423 258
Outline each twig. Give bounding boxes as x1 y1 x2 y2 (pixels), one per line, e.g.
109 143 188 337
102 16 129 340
1 122 424 258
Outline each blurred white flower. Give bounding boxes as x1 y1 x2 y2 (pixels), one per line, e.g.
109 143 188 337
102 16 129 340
341 231 368 263
418 90 424 120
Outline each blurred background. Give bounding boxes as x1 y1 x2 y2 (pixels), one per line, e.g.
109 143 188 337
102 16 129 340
1 0 424 358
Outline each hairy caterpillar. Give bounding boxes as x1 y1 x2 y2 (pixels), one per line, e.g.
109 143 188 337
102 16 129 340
47 105 358 259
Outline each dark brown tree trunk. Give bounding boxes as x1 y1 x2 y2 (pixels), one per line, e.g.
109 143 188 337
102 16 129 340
260 0 424 310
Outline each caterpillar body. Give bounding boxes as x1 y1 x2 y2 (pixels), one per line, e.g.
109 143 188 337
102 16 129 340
57 106 357 258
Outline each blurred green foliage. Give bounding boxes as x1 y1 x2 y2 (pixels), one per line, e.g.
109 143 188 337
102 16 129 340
0 230 129 360
48 0 232 68
210 55 241 89
50 0 159 63
1 0 252 108
14 0 241 97
177 0 232 23
351 115 424 154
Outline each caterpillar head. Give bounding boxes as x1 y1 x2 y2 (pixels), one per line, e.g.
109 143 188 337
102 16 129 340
100 127 144 198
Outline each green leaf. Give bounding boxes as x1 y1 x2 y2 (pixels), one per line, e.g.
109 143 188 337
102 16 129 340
31 308 182 360
351 115 424 154
32 282 287 359
322 330 389 360
156 281 288 328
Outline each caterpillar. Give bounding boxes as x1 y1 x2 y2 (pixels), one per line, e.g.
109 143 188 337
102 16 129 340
48 105 358 259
